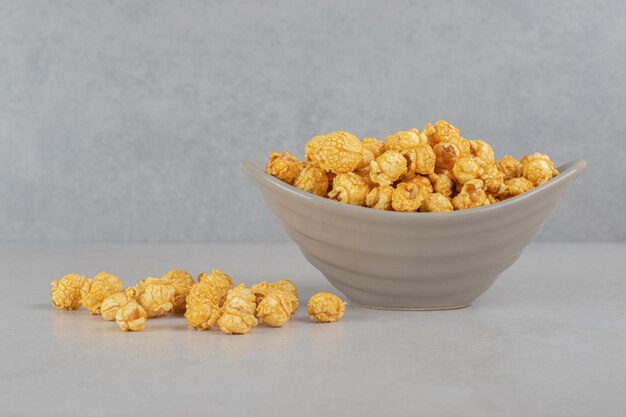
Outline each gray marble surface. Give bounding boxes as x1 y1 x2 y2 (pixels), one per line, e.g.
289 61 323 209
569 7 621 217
1 242 625 416
1 1 625 242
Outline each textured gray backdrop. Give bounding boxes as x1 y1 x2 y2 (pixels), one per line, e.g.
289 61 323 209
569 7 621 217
1 0 624 242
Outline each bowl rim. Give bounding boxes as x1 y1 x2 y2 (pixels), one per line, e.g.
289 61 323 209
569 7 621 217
242 159 586 220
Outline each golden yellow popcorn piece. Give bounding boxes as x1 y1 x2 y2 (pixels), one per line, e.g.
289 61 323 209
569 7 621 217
265 152 303 185
256 289 299 327
115 300 147 332
224 284 257 314
365 185 394 210
406 143 436 175
304 134 326 162
80 272 125 315
470 140 495 163
184 299 221 331
391 182 424 212
328 172 370 205
404 175 433 200
422 120 461 146
479 162 506 196
521 153 559 186
307 291 346 323
497 155 522 181
294 164 329 197
452 157 485 185
419 193 454 212
354 167 376 189
251 281 274 304
310 131 363 174
385 130 424 152
452 179 491 210
100 292 131 321
273 279 298 297
138 277 175 318
50 273 86 310
362 137 386 159
161 269 195 313
500 177 535 199
428 172 455 197
433 142 460 172
187 280 227 308
218 307 258 334
369 150 408 187
197 269 234 288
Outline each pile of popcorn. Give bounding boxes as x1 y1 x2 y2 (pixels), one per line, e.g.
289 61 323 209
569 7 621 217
266 120 559 212
50 270 346 333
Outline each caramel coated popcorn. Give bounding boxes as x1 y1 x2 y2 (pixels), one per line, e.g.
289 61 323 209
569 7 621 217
294 164 329 197
369 150 408 186
50 273 86 310
101 292 132 321
161 269 195 313
51 268 345 335
265 152 303 185
307 292 347 323
521 153 559 186
256 289 299 327
391 182 423 212
328 172 370 205
309 131 363 174
420 193 454 212
185 299 221 331
116 300 147 332
138 277 175 318
80 272 125 315
366 185 394 210
266 120 558 212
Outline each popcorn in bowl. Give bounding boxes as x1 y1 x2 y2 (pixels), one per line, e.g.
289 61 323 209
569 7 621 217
265 120 559 212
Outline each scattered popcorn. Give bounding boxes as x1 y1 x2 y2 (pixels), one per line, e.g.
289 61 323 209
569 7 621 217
218 307 258 334
307 292 347 323
256 289 299 327
161 269 195 313
185 299 221 331
101 292 132 321
138 277 175 318
50 273 86 310
80 272 125 315
116 301 147 332
272 279 298 297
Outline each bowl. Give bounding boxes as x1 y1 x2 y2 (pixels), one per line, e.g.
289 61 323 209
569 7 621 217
242 160 586 310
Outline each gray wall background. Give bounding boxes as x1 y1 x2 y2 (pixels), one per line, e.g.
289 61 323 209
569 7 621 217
1 0 624 243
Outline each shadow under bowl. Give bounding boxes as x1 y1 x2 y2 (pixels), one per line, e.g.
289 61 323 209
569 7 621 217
242 160 586 310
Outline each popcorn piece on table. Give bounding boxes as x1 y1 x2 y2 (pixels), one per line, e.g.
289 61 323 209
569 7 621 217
80 272 125 315
101 291 132 321
161 269 195 313
50 273 86 310
307 291 347 323
138 277 175 318
256 289 299 328
116 300 147 332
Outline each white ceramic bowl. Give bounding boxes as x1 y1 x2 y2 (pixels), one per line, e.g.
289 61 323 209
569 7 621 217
242 160 586 310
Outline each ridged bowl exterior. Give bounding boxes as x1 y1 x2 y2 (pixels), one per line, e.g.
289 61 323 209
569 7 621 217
242 160 586 309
